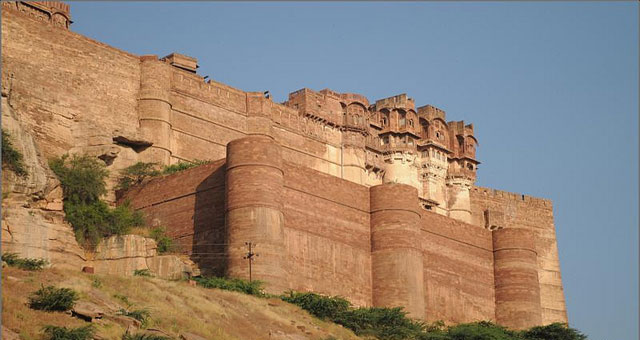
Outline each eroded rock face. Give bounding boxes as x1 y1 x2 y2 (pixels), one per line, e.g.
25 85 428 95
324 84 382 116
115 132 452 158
91 235 199 279
1 204 86 270
2 94 87 270
2 87 196 280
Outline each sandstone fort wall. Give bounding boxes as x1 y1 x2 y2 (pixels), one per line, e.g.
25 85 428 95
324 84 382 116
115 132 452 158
2 3 567 328
419 210 496 324
470 187 567 325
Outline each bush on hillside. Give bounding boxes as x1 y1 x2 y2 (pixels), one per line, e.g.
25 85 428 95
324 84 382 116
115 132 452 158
49 154 108 204
149 226 174 254
521 323 588 340
1 252 47 270
117 308 151 327
194 276 265 297
63 200 144 247
441 321 518 340
50 154 145 247
28 285 78 311
334 307 425 340
280 291 351 320
2 129 27 177
42 325 95 340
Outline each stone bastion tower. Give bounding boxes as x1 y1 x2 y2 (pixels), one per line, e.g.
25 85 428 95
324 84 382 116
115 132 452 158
2 1 568 330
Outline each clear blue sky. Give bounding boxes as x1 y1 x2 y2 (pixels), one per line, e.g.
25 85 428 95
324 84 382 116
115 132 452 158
71 2 638 339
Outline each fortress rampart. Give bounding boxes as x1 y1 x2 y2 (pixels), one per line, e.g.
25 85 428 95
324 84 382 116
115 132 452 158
2 2 567 329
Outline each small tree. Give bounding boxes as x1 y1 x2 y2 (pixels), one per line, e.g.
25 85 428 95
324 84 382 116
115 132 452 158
117 162 160 191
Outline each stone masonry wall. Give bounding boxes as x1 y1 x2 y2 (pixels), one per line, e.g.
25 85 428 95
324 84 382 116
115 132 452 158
469 186 568 325
420 210 496 324
118 160 227 276
283 162 372 307
1 7 141 159
3 4 567 328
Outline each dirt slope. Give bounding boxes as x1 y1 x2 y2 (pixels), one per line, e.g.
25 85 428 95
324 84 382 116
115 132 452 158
1 266 362 340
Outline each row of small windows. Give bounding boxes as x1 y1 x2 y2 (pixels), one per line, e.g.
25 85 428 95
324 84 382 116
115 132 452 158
422 149 447 161
380 135 415 146
380 111 414 128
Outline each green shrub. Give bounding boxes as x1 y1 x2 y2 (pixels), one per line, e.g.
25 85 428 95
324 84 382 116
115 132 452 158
443 321 518 340
2 129 27 177
49 154 107 204
162 159 210 175
117 160 210 192
122 332 172 340
117 162 161 191
117 308 151 327
134 269 153 277
194 276 265 296
42 325 95 340
1 252 47 270
64 200 144 247
521 323 587 340
50 154 145 247
28 285 78 311
149 226 173 254
334 307 425 340
280 291 351 320
108 200 145 234
113 294 133 308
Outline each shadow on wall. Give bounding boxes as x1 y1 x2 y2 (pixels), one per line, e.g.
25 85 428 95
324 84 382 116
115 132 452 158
191 164 227 277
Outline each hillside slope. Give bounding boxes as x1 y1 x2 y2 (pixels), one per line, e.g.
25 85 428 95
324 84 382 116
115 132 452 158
1 266 362 340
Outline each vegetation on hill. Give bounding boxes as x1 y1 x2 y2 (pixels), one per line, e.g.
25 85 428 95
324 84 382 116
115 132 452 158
194 276 266 297
28 285 78 311
2 266 361 340
280 291 588 340
1 128 27 176
49 154 145 247
1 252 48 270
149 226 174 254
42 325 95 340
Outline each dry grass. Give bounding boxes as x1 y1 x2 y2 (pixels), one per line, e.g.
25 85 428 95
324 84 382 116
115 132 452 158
2 266 362 340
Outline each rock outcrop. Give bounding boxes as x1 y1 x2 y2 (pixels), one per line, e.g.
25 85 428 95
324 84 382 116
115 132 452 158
90 234 199 279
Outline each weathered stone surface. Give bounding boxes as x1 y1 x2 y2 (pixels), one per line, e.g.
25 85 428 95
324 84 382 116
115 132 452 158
91 235 156 276
91 235 198 279
1 205 86 270
72 301 105 322
147 255 199 280
180 332 208 340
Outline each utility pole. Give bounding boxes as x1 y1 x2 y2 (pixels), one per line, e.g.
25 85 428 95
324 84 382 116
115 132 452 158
243 242 258 282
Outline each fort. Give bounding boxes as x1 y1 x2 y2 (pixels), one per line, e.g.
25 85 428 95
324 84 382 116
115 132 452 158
1 1 567 330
